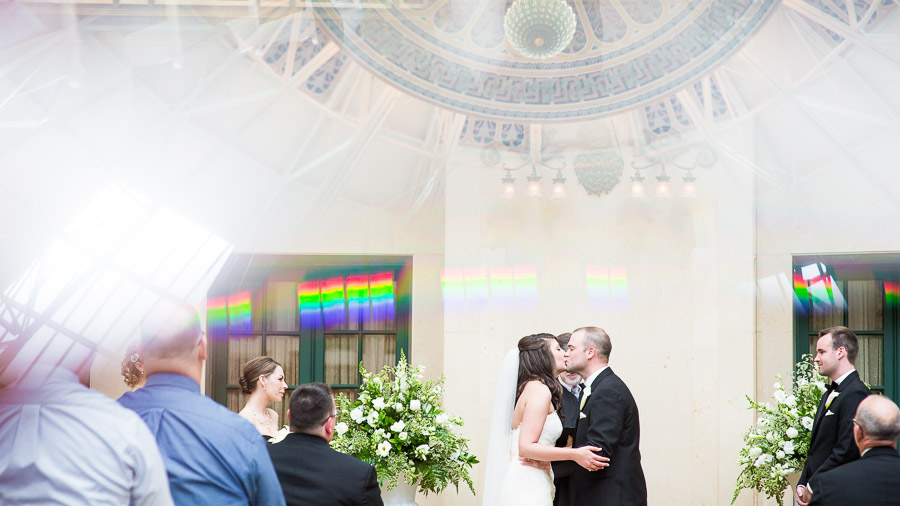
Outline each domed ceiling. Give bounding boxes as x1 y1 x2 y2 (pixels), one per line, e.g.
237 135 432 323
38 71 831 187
310 0 778 120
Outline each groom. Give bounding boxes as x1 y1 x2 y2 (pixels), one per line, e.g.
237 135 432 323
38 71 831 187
552 327 647 506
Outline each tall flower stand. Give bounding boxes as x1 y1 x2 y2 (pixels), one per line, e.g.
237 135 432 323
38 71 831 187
785 472 801 506
381 478 418 506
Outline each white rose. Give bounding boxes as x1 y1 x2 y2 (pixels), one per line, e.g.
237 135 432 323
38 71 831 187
786 427 799 439
754 454 772 467
774 381 782 390
748 447 763 459
374 428 386 440
410 399 421 411
394 402 403 412
335 422 348 436
776 450 785 459
376 441 392 457
367 411 379 427
373 397 386 410
436 413 450 425
784 395 797 407
416 444 430 455
268 425 290 444
774 390 787 403
802 416 814 430
399 431 408 441
766 432 775 442
390 420 406 433
350 407 365 423
783 441 796 454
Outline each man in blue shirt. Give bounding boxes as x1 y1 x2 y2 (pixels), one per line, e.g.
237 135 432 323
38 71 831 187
119 302 285 506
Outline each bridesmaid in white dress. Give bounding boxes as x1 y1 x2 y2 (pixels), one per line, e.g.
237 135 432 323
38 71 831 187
238 356 288 439
499 334 609 506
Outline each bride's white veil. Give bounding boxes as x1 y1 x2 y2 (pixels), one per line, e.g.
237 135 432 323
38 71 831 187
481 347 519 506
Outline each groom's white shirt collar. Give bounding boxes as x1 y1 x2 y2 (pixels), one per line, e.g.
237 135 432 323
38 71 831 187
582 365 608 391
833 369 855 385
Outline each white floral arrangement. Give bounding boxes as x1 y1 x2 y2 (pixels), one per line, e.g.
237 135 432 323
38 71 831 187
330 352 478 495
732 354 824 506
269 425 290 444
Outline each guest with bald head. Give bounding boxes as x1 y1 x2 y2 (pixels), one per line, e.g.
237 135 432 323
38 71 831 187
809 395 900 506
119 301 285 506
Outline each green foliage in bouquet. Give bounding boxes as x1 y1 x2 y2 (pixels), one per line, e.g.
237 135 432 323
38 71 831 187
330 352 478 495
732 354 825 506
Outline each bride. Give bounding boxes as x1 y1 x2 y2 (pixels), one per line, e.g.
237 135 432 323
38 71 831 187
483 333 609 506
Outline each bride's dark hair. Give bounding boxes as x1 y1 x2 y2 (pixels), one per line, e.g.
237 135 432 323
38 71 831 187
515 333 562 413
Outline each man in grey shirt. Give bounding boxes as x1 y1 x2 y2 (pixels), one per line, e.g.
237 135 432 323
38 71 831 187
0 333 173 505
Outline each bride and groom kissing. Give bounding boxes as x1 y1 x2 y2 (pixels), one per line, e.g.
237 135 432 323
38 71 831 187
484 327 648 506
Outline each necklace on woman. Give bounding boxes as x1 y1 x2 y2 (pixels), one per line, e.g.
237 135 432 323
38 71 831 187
249 407 274 430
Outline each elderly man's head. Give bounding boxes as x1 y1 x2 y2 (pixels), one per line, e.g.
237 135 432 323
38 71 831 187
138 301 205 380
853 395 900 452
140 302 203 359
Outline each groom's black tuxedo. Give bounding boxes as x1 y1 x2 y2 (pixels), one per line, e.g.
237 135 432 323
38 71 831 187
798 370 869 489
267 432 384 506
552 367 647 506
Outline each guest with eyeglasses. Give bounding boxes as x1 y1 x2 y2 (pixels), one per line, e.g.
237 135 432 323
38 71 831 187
267 382 383 506
808 395 900 506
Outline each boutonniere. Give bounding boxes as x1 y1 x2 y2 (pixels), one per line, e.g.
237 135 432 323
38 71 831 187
825 391 840 409
579 385 592 410
269 425 290 444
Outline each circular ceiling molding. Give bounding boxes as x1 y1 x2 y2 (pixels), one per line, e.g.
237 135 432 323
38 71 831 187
313 0 778 121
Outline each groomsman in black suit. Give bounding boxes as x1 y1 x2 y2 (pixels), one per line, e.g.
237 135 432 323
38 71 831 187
552 327 647 506
808 395 900 506
796 326 870 506
553 333 582 506
267 383 383 506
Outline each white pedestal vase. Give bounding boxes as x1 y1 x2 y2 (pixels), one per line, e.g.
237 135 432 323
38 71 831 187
785 472 801 506
381 477 418 506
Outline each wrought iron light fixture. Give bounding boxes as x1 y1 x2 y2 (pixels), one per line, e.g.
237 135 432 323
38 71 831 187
504 0 576 59
629 140 718 198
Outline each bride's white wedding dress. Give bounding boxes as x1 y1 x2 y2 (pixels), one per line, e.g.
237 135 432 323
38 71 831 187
501 413 563 506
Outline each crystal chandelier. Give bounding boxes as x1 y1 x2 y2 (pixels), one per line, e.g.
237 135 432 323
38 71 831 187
504 0 576 59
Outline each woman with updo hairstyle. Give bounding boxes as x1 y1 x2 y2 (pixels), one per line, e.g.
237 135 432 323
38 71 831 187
120 343 145 391
238 356 288 439
484 333 608 506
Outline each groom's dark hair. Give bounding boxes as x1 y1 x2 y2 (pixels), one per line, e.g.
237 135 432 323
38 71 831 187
819 326 858 365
